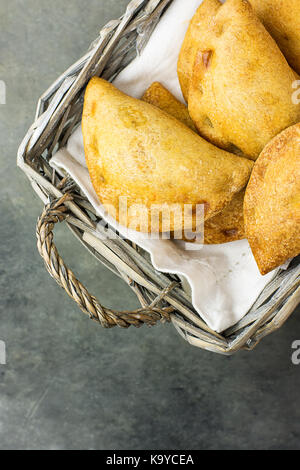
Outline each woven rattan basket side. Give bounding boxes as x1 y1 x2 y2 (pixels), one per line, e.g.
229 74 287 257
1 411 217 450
17 0 300 354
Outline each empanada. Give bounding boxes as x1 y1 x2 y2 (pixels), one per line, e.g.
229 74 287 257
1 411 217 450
180 0 300 160
244 123 300 275
203 190 245 244
178 0 221 103
82 77 253 233
142 81 197 132
142 81 246 244
250 0 300 75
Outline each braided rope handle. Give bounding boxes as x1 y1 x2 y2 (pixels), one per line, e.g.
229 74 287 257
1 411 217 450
36 195 176 329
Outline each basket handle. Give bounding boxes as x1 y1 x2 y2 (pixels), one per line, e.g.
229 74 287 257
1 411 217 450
36 194 175 329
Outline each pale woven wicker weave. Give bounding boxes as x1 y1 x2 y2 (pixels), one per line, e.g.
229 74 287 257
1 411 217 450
17 0 300 354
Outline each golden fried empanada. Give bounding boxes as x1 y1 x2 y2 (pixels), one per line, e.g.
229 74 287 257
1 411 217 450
82 77 253 233
250 0 300 75
244 123 300 275
182 191 246 245
180 0 300 160
142 82 197 132
203 191 245 244
142 81 246 244
178 0 221 103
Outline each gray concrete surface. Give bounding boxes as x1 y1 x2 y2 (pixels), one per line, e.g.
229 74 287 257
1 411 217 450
0 0 299 450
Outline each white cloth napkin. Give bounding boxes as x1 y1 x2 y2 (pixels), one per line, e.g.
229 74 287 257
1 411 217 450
50 0 278 332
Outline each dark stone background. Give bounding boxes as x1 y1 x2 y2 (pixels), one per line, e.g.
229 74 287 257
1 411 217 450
0 0 299 450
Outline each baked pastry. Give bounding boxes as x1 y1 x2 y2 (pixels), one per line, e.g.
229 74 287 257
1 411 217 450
179 0 300 160
250 0 300 75
178 0 221 103
203 190 245 244
142 82 197 132
244 123 300 275
82 77 253 233
142 81 245 244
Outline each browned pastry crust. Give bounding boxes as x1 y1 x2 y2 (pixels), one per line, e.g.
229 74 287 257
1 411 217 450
178 0 221 103
178 0 300 160
142 81 246 244
244 123 300 275
203 190 245 244
142 82 197 132
82 77 253 233
250 0 300 75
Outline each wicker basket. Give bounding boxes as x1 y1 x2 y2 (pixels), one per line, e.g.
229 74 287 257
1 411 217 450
17 0 300 354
